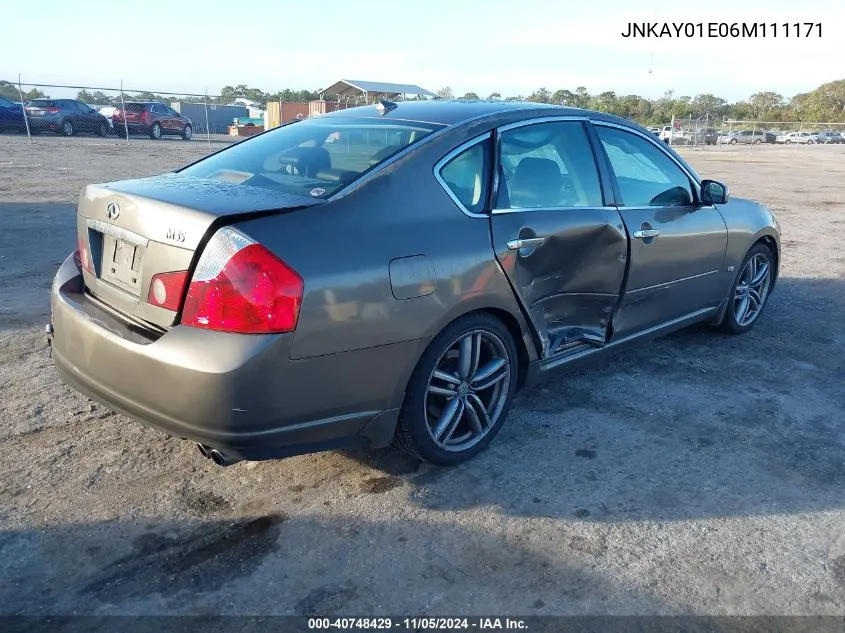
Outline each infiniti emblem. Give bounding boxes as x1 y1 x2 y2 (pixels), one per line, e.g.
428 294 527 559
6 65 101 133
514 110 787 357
107 202 120 220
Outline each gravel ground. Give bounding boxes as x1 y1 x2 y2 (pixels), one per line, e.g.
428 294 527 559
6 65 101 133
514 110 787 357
0 134 843 616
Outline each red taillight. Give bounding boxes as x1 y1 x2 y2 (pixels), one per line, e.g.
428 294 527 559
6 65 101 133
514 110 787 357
76 234 94 274
147 270 189 311
181 228 303 334
47 107 59 114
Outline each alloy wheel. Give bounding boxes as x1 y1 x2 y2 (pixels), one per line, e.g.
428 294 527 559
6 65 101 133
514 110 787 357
62 121 74 136
734 252 771 327
424 329 511 452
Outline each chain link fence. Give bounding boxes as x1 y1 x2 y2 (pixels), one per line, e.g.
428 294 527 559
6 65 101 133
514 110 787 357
657 115 845 151
0 79 328 200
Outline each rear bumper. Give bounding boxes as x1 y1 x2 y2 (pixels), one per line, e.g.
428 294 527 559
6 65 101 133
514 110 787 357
113 122 148 133
50 254 412 460
27 116 61 131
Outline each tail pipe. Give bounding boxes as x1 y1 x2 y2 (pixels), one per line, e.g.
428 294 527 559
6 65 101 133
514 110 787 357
196 443 242 467
209 449 242 467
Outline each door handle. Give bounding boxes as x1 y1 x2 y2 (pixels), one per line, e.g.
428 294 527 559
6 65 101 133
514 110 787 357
507 237 547 250
633 229 661 239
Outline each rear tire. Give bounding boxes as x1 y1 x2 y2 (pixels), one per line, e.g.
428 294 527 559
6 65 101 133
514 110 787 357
393 313 519 466
61 120 75 136
149 122 162 140
181 124 192 140
717 243 775 335
99 121 110 137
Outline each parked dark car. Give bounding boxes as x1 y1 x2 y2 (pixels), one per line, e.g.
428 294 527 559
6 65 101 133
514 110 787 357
764 131 777 144
49 101 781 467
112 101 192 139
815 131 843 144
0 95 26 132
24 99 111 136
690 128 718 145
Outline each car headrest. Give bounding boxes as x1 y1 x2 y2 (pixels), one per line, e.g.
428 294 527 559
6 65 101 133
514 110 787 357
510 157 563 208
278 146 332 177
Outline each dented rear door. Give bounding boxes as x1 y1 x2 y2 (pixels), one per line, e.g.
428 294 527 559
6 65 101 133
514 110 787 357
488 119 627 358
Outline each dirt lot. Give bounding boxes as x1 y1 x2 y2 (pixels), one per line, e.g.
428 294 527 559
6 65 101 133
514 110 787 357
0 134 843 616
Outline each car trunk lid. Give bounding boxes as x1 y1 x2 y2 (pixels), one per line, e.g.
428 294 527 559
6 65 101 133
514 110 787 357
77 173 321 330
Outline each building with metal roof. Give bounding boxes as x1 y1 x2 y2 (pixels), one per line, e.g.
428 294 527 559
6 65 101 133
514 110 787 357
319 79 436 103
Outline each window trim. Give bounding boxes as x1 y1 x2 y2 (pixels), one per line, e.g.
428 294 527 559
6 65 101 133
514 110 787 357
433 132 493 219
490 115 611 215
591 121 703 205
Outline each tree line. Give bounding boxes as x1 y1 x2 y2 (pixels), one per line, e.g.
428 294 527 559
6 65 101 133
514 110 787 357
3 79 843 124
436 80 845 125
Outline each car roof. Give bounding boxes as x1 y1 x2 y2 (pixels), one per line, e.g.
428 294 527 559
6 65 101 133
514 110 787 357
318 99 615 127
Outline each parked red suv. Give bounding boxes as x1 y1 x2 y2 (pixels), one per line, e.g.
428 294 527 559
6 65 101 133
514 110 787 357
112 101 193 140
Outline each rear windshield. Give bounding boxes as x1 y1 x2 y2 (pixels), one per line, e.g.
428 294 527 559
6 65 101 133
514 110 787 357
178 116 443 199
27 99 54 107
123 103 148 112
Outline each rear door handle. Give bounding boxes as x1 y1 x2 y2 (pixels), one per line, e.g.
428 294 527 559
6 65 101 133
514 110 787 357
507 237 547 250
633 229 660 239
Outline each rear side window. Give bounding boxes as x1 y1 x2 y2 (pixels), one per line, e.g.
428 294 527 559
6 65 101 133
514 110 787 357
595 125 693 207
497 121 603 209
179 117 442 199
437 138 491 215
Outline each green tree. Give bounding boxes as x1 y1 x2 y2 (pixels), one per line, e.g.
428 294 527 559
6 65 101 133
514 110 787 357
572 87 590 109
691 93 727 118
552 89 575 105
487 92 501 100
460 92 480 100
77 90 114 104
527 87 551 103
748 91 784 118
436 86 454 99
0 80 46 101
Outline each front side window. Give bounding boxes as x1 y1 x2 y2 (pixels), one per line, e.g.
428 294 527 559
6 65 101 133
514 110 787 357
438 138 491 215
179 116 443 199
497 121 603 209
595 125 694 207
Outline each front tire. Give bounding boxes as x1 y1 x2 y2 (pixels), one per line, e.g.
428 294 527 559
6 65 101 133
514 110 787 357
718 243 774 334
181 124 192 140
393 313 519 465
149 122 162 139
730 138 737 144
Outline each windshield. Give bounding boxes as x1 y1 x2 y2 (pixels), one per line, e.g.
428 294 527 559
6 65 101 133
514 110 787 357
179 116 444 199
0 96 15 107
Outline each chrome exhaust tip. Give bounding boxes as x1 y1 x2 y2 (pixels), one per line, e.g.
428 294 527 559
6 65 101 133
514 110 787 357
209 449 242 467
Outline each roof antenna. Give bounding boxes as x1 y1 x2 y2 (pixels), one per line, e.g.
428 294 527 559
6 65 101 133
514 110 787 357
376 99 398 115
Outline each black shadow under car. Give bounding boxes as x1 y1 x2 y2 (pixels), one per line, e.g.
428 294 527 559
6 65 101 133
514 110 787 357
49 101 781 466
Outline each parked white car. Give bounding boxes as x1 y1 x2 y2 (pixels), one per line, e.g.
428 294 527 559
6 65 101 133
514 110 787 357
775 132 815 144
97 105 117 129
659 125 689 144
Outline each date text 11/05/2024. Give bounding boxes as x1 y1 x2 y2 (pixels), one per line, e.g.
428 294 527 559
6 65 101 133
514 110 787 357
307 618 528 630
621 22 822 38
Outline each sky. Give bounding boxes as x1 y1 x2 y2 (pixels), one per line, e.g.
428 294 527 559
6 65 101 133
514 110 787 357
1 0 841 102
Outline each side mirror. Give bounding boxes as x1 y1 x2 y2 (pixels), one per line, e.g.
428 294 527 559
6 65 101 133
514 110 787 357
700 179 730 205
